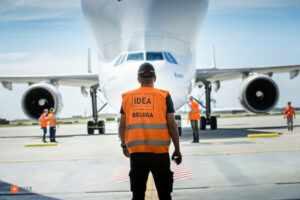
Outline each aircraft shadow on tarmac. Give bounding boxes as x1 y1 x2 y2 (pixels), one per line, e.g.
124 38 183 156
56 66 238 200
1 125 298 140
0 180 60 200
179 125 299 141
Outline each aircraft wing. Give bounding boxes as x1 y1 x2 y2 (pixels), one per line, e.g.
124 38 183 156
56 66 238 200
0 74 99 90
195 64 300 85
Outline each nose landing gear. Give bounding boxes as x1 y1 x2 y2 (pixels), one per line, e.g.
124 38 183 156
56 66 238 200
87 85 106 134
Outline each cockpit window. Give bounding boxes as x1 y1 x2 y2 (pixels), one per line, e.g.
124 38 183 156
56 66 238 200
114 54 123 67
146 52 163 61
127 53 144 61
119 54 126 65
167 52 178 64
163 52 172 63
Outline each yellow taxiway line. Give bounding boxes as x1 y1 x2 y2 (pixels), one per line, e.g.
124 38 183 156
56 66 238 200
247 133 279 138
145 172 158 200
25 143 57 147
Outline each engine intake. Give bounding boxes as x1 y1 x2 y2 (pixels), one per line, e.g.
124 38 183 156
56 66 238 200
239 75 279 113
21 83 63 120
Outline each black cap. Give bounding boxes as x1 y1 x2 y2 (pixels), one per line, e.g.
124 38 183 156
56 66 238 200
138 63 156 78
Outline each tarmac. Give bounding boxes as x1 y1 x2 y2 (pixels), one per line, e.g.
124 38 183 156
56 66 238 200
0 115 299 200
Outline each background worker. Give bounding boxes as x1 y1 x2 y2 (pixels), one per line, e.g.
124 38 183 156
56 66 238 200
39 109 48 143
284 101 296 131
48 108 58 142
119 62 182 200
187 96 200 143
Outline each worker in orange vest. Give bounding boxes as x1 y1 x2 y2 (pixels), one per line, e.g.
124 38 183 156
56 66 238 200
187 96 200 143
119 62 181 200
284 102 296 131
39 109 49 143
48 108 58 143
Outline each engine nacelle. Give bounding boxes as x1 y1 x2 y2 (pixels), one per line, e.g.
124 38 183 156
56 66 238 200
21 83 63 120
238 75 279 113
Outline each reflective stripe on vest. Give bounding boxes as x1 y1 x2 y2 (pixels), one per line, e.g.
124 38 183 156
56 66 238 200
122 87 171 154
189 102 200 120
285 106 295 118
39 114 47 127
126 140 171 148
48 113 56 127
125 123 168 131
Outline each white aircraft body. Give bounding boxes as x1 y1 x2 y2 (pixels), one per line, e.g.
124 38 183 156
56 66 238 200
0 0 299 133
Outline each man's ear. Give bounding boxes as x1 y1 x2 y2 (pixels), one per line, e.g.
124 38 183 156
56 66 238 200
138 77 141 83
153 76 157 82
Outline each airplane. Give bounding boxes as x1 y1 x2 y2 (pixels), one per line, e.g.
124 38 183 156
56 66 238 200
0 0 300 134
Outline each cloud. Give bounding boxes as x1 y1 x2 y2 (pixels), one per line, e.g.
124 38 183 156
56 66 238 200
209 0 300 11
0 0 81 22
0 52 92 75
0 53 35 63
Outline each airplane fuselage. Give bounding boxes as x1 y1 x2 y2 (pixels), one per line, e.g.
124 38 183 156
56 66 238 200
82 0 208 111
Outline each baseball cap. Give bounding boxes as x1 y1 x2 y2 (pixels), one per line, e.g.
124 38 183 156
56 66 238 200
138 63 156 78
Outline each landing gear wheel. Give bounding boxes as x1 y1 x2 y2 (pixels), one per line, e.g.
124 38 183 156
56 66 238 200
98 120 105 134
210 116 217 130
87 121 94 135
200 116 206 130
175 115 182 137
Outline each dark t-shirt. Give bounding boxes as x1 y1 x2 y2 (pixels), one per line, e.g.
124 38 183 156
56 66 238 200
120 94 175 114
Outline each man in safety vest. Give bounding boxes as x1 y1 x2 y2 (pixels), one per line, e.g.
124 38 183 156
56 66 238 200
48 108 58 142
284 102 296 131
187 96 200 143
39 109 49 143
119 62 182 200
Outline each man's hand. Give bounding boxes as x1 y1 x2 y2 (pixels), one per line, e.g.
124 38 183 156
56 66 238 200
171 149 182 165
122 148 130 158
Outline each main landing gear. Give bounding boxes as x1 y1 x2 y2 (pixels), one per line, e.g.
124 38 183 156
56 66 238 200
175 115 182 136
200 82 217 130
87 85 107 134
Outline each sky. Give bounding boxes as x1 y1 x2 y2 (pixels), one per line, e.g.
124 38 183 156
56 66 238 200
0 0 300 120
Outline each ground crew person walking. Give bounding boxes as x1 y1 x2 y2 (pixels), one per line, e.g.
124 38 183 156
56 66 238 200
119 62 182 200
39 109 48 143
284 102 296 131
48 108 58 142
187 96 200 143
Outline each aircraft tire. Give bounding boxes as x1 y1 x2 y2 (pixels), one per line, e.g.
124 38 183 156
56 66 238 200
87 121 94 134
211 116 217 130
98 120 105 134
200 116 206 130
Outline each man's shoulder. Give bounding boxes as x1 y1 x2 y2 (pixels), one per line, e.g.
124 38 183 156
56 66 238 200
123 87 169 96
154 88 169 97
122 88 141 96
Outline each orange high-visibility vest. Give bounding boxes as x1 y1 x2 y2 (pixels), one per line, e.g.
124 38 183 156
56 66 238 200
189 101 200 120
122 87 171 154
39 114 48 128
285 106 295 118
48 113 56 127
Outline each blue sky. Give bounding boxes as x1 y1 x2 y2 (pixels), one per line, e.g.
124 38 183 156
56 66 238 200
0 0 300 120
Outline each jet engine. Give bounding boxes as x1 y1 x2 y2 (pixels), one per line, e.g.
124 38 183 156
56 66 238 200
21 83 63 120
238 75 279 113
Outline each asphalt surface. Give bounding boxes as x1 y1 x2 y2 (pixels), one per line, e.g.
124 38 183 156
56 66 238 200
0 115 299 200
